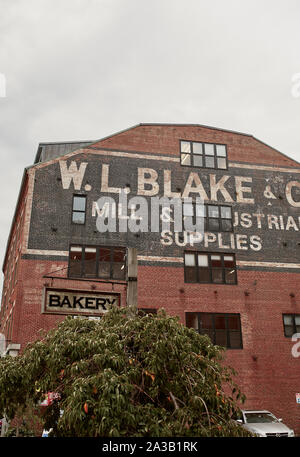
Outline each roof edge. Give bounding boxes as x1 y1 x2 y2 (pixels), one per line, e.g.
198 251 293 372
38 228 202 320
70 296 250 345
86 123 300 166
34 140 98 164
251 136 300 166
139 122 254 137
2 168 28 272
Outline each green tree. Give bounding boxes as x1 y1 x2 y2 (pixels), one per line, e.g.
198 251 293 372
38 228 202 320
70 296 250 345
0 307 251 437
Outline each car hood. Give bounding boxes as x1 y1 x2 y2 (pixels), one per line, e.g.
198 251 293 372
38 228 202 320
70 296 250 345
243 422 292 435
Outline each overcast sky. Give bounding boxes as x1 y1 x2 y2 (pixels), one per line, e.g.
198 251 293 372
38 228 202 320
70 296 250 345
0 0 300 287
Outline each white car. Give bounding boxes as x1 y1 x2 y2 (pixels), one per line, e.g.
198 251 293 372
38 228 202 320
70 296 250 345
42 428 52 437
236 410 294 437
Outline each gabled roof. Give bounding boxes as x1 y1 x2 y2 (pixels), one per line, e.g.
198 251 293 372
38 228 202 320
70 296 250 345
32 123 300 167
34 140 96 164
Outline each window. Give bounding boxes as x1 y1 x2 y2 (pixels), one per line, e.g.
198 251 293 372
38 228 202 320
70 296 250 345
72 195 86 224
186 312 242 349
7 309 14 342
68 246 126 280
283 314 300 337
138 308 157 316
183 202 233 232
180 140 227 169
184 252 237 284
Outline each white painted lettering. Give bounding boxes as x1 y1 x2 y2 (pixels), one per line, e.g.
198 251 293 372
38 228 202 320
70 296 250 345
138 168 159 196
210 174 233 202
235 176 254 204
59 160 88 190
101 164 122 194
286 181 300 207
182 172 209 200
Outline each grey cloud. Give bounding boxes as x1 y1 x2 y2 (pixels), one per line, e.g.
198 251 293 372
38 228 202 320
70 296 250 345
0 0 300 290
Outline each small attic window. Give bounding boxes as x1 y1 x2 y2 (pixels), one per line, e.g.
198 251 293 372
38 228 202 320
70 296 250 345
35 146 43 163
180 140 228 170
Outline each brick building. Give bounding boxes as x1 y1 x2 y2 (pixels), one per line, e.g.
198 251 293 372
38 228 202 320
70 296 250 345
0 123 300 433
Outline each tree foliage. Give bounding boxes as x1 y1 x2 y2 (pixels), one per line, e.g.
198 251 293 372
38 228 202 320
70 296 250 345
0 307 251 437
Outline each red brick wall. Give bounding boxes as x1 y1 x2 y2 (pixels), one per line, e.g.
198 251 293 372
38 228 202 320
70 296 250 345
92 124 298 167
10 257 300 433
138 264 300 434
0 174 29 344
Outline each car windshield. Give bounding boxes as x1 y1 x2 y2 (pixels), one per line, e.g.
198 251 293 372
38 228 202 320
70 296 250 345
245 412 277 423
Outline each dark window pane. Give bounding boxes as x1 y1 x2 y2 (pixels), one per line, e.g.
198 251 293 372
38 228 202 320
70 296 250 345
284 325 294 337
73 196 86 211
225 269 236 284
229 331 242 349
211 255 222 268
228 315 239 330
113 263 125 279
212 269 223 283
221 219 233 231
215 316 226 329
186 313 198 330
283 315 295 337
69 247 82 276
84 248 97 277
113 248 126 263
185 267 197 283
295 316 300 333
208 218 220 231
72 211 85 224
283 315 293 325
200 314 213 329
99 248 111 262
98 263 110 278
198 267 210 283
215 330 227 347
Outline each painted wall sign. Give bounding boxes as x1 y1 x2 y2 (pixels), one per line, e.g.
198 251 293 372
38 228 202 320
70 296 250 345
58 159 300 208
28 152 300 269
43 289 120 316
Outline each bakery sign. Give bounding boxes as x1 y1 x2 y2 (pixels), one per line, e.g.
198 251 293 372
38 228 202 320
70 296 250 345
43 289 120 316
